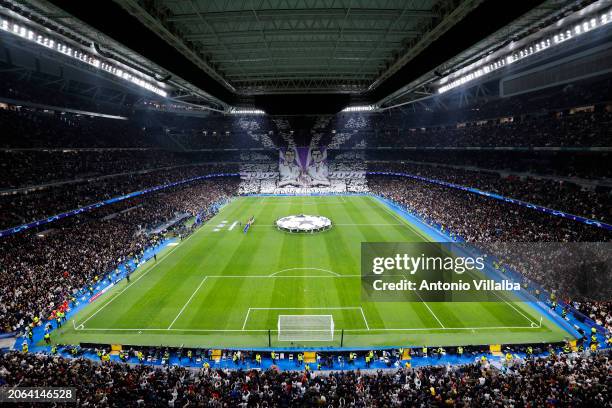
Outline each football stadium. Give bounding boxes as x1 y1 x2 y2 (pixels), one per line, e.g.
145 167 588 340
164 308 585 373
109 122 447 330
0 0 610 406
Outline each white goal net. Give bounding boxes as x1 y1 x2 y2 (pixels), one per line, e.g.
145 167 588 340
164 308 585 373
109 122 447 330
277 315 335 342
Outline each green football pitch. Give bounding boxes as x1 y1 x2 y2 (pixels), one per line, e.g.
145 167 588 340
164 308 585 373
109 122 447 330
52 195 571 349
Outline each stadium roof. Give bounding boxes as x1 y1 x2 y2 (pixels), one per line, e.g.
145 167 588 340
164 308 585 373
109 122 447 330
119 0 453 95
0 0 600 113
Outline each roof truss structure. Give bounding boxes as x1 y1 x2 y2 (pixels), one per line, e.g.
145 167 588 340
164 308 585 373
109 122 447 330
114 0 466 94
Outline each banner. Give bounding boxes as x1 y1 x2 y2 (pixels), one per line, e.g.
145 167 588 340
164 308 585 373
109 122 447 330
278 147 330 188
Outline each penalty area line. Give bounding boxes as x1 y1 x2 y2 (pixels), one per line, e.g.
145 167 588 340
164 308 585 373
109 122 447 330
415 290 446 328
359 307 370 330
242 308 252 331
492 290 539 327
167 276 209 330
409 273 446 329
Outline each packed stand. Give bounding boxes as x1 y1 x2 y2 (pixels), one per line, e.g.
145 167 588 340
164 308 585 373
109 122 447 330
365 150 612 180
0 178 238 333
0 150 197 190
0 349 608 407
0 163 237 230
368 175 611 243
358 109 612 148
138 110 280 150
368 162 611 223
0 109 156 148
574 302 612 333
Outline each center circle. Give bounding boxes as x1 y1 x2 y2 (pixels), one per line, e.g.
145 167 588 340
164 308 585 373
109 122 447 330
276 214 332 233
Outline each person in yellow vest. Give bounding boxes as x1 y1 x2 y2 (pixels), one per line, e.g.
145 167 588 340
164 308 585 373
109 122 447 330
102 353 110 363
138 351 144 363
56 315 62 328
526 346 533 357
563 342 571 354
457 346 463 357
304 363 310 372
22 341 28 353
365 354 371 368
437 347 444 359
51 345 57 355
404 361 410 368
203 361 210 369
32 316 39 326
297 353 303 366
422 346 427 357
270 351 276 364
505 352 512 362
590 342 598 352
233 352 239 365
43 332 51 345
187 350 193 362
255 353 261 366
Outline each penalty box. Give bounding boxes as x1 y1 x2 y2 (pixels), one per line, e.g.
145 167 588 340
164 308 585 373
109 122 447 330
242 307 370 332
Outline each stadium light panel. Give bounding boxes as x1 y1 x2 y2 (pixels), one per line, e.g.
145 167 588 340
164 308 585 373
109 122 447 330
341 105 375 112
0 17 167 97
438 8 612 94
229 108 266 115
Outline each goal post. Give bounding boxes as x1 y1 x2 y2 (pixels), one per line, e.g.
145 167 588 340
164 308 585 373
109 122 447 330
277 315 335 342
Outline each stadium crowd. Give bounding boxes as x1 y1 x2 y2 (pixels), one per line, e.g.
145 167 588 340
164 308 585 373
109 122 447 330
0 109 156 148
0 163 237 230
0 349 608 407
367 175 610 242
0 150 195 189
574 302 612 334
357 109 612 148
0 178 238 332
368 162 611 223
365 150 612 180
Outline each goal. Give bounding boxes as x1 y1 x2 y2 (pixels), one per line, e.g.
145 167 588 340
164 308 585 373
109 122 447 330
277 315 335 342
